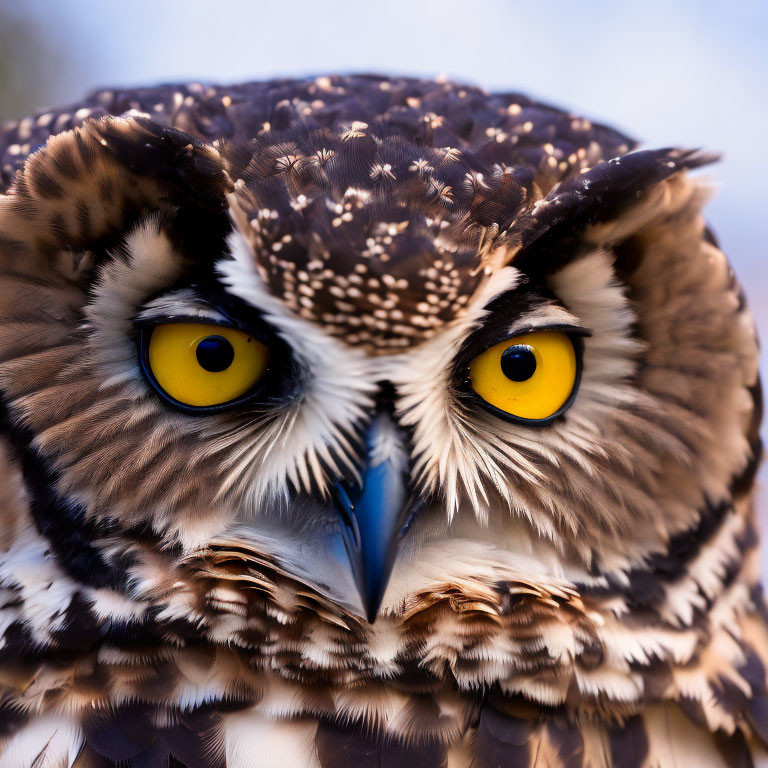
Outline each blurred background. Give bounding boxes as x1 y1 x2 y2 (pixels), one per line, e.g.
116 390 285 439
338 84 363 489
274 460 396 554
1 0 767 558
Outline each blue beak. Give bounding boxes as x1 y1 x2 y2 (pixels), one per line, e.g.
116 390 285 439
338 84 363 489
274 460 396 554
334 415 413 623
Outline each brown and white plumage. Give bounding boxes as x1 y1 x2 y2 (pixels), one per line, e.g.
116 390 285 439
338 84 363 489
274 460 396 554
0 74 763 767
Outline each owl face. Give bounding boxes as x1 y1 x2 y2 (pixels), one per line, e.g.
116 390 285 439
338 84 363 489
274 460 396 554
0 77 760 701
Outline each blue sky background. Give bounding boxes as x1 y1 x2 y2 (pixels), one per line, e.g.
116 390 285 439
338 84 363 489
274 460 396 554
5 0 768 561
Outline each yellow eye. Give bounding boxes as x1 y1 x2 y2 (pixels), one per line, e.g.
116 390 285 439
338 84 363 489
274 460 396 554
145 323 268 408
468 330 578 422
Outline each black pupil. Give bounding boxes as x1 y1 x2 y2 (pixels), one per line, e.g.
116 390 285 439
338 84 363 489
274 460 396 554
196 335 235 372
500 345 537 382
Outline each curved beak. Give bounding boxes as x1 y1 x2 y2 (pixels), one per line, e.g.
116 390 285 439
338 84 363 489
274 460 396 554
334 414 415 623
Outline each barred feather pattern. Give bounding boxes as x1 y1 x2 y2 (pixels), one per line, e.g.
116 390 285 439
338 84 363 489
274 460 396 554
0 75 763 767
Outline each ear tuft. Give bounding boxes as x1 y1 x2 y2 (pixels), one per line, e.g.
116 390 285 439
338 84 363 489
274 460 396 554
503 148 718 270
0 116 231 265
85 116 233 208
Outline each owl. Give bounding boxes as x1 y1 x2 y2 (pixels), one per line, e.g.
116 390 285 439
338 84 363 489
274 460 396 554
0 73 763 768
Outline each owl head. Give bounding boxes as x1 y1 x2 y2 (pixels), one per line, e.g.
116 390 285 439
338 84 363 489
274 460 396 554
0 75 760 726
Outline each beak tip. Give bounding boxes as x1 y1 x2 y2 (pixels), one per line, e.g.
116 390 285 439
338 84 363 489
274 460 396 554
364 583 388 624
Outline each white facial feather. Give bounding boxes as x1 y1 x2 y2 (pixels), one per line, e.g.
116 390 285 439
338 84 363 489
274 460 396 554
216 230 376 508
0 715 82 768
223 711 320 768
0 523 78 647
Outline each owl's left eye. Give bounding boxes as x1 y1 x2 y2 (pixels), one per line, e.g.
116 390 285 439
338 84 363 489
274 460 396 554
468 330 580 424
139 322 269 410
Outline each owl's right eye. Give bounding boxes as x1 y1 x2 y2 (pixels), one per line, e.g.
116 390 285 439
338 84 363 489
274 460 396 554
140 322 269 410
